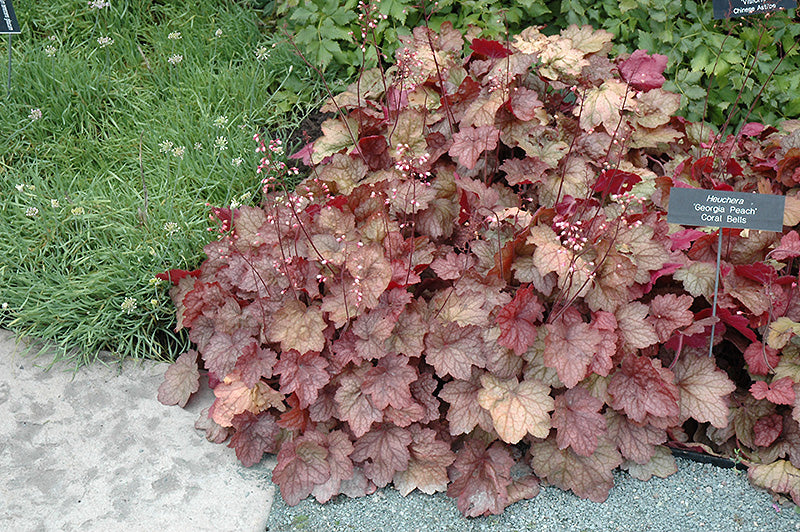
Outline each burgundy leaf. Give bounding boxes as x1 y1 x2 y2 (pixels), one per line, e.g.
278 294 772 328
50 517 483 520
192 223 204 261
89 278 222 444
619 49 668 90
228 411 280 467
496 285 544 355
351 424 412 488
274 350 330 409
470 38 511 58
552 386 607 457
447 439 514 517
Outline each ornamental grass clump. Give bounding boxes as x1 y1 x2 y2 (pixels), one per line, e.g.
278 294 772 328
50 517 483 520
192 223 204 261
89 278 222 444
159 22 800 515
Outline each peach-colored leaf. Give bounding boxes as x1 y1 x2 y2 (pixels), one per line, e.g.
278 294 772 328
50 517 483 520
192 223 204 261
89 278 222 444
157 350 200 407
269 299 326 354
478 374 554 444
673 350 735 428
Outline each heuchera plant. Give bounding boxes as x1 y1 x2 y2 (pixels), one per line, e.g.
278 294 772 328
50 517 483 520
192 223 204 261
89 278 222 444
158 22 800 514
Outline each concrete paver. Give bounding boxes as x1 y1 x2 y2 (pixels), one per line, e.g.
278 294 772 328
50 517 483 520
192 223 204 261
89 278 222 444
0 329 275 532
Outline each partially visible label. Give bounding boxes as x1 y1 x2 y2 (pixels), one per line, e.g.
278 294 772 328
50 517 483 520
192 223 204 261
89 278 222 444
713 0 797 19
0 0 20 34
667 187 785 232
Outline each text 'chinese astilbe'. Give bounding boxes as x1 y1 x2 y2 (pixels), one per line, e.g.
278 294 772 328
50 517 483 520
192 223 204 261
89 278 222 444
158 22 800 513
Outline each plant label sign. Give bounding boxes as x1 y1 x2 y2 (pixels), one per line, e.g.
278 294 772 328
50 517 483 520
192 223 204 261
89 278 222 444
0 0 19 34
712 0 797 19
667 187 784 232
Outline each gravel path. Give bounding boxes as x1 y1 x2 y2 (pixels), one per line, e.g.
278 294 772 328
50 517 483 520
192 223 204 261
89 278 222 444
266 457 800 532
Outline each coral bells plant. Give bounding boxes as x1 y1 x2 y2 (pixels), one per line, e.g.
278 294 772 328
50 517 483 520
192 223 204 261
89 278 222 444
158 22 800 514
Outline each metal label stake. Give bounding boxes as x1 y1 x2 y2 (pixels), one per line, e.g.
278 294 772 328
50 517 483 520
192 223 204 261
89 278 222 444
708 229 724 357
667 187 785 357
1 0 21 95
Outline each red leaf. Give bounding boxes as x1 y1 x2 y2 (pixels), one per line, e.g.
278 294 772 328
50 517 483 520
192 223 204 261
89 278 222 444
234 347 278 388
334 363 383 438
350 424 412 488
552 387 607 457
592 169 641 196
157 350 200 407
619 49 668 90
648 294 694 343
393 425 456 496
424 321 488 380
410 369 441 424
181 281 226 329
741 122 765 136
363 353 417 410
310 430 355 503
204 330 258 381
277 393 312 432
669 229 705 251
508 86 544 121
735 262 778 285
272 430 331 506
448 125 500 169
228 411 280 467
608 354 680 423
744 342 780 376
772 231 800 260
470 38 511 58
529 435 622 502
357 135 391 171
155 268 200 285
544 307 601 388
447 440 514 517
691 156 715 181
353 309 396 361
499 157 548 186
274 350 330 409
750 377 796 405
496 285 544 355
754 414 783 447
605 410 666 464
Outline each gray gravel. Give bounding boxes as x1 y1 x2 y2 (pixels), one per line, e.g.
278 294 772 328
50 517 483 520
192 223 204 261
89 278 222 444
266 457 800 532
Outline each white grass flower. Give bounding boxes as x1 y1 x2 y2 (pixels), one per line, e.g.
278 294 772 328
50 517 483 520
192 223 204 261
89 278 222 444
255 46 270 61
171 145 186 159
194 142 203 151
213 115 228 128
71 206 85 216
150 299 159 307
44 45 57 57
158 140 174 153
1 302 8 310
121 297 137 314
167 54 183 65
28 109 42 121
229 198 241 209
88 0 110 9
50 199 60 208
214 28 223 38
25 207 39 218
168 31 182 40
15 184 25 192
214 136 228 151
231 157 243 167
97 36 114 48
163 221 179 235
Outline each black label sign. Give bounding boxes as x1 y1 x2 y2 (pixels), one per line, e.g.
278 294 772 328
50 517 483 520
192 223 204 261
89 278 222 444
667 187 785 232
0 0 20 34
713 0 797 19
